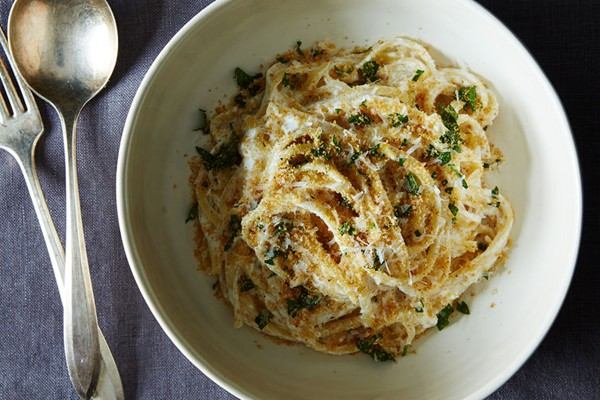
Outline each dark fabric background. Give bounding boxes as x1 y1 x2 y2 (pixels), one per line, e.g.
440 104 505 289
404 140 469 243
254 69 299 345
0 1 597 399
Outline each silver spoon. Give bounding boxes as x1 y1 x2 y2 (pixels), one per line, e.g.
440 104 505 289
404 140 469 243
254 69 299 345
8 0 119 397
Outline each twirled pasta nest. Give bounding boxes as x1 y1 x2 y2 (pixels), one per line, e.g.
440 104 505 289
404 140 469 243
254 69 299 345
190 37 513 360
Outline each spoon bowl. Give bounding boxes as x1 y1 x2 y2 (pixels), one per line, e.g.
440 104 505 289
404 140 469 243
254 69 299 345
9 0 118 110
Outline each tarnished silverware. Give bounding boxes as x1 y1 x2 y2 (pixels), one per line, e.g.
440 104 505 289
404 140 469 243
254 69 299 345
8 0 119 397
0 23 123 400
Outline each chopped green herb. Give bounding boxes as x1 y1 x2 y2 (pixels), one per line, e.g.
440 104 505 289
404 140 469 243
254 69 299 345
185 203 198 223
257 222 265 231
295 40 303 56
491 186 500 196
414 230 422 237
348 112 372 126
447 163 463 177
248 83 261 96
402 345 410 357
398 157 406 167
448 203 459 217
339 195 353 210
287 287 321 317
335 108 342 114
426 144 440 159
194 108 208 133
356 334 395 362
458 86 478 111
349 150 362 164
196 136 242 171
234 93 246 108
274 221 292 236
483 162 490 169
445 187 454 194
394 204 413 219
442 179 449 186
436 304 454 330
482 272 490 280
401 138 409 147
339 220 356 236
431 171 438 179
239 275 256 292
360 60 380 82
311 47 325 57
234 67 262 89
311 136 333 160
332 136 342 152
368 143 383 157
389 112 409 128
477 242 488 251
415 300 424 313
412 69 425 81
405 172 421 195
438 151 452 165
264 247 286 265
224 215 241 251
440 129 463 153
456 301 470 315
462 179 469 189
255 309 272 329
282 72 290 87
439 104 459 132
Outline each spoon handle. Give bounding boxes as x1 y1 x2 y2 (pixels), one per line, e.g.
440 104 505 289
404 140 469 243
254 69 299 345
60 109 102 399
16 147 124 400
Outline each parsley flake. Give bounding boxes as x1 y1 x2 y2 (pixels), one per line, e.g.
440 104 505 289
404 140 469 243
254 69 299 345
412 69 425 81
405 172 421 196
339 220 356 236
239 275 256 292
196 137 242 171
458 86 478 111
255 309 272 329
448 203 459 217
287 287 321 317
356 334 395 362
185 203 198 224
394 204 413 219
224 215 241 251
348 112 372 126
194 109 208 133
264 248 286 265
436 304 454 330
457 301 470 315
360 60 380 82
389 113 409 128
234 67 262 89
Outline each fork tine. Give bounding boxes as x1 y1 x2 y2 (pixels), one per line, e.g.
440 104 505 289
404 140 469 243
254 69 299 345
0 29 35 114
0 37 24 115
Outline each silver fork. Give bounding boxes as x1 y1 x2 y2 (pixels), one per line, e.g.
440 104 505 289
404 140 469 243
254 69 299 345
0 29 124 399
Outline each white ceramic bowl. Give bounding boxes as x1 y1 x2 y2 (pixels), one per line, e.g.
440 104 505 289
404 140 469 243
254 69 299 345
117 1 582 398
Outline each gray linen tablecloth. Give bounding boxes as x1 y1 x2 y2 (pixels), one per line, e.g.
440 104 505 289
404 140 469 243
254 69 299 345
0 1 597 399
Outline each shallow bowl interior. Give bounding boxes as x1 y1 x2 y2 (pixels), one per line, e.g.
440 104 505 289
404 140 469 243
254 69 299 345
117 1 581 399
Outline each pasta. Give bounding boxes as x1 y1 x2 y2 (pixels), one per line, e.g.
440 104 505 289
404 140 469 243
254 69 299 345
190 37 513 360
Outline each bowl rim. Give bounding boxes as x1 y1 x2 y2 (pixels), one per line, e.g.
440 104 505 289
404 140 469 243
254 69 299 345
116 0 583 399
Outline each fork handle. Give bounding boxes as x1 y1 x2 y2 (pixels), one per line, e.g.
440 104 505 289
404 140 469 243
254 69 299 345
15 142 124 400
59 108 102 399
